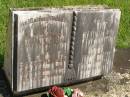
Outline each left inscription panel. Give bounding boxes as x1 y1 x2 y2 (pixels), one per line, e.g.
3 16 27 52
13 9 73 91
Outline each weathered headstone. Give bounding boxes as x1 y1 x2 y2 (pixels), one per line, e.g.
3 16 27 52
4 7 121 93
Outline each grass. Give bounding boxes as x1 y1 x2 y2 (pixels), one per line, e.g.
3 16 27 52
0 0 130 66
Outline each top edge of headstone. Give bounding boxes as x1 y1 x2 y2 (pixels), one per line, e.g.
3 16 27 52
64 5 109 9
10 5 120 12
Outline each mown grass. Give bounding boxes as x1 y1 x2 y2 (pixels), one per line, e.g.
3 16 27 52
0 0 130 65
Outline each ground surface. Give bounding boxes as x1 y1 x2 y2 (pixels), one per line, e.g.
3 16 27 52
81 71 130 97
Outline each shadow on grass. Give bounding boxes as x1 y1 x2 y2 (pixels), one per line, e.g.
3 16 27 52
0 69 13 97
0 54 4 68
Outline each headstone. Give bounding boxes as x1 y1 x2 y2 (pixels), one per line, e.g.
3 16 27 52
4 7 121 92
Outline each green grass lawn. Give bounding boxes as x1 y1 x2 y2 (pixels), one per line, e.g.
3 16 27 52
0 0 130 65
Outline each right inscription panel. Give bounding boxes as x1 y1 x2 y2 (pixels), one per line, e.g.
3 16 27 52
73 10 121 80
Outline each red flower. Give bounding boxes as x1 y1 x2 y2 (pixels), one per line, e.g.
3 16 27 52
48 86 64 97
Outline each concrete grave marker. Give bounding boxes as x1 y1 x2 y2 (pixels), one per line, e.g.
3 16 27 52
4 7 121 93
